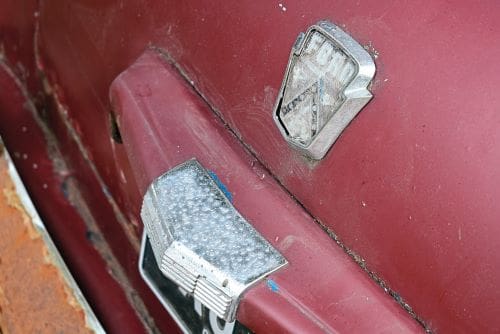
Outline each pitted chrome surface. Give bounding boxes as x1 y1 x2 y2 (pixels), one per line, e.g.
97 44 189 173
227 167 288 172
273 21 376 160
280 31 356 146
149 160 284 284
141 159 287 321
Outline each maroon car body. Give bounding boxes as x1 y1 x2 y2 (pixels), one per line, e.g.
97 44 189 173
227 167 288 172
1 1 500 333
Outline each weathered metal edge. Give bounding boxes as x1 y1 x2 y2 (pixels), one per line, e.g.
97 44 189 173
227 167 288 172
2 143 105 334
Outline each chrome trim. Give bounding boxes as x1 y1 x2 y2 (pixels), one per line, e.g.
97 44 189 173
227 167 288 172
140 159 287 322
273 20 376 160
139 233 191 334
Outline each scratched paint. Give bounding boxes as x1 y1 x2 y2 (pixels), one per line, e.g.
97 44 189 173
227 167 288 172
208 170 233 202
267 279 280 293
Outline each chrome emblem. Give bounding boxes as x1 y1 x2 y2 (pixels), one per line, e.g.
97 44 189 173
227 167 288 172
273 21 376 160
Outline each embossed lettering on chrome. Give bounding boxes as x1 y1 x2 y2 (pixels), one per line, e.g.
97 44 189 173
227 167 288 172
273 21 376 160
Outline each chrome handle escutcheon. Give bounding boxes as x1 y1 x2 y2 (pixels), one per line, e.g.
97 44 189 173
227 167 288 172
139 159 287 322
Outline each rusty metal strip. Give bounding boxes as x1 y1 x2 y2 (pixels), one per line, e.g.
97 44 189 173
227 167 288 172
0 57 159 333
0 140 105 333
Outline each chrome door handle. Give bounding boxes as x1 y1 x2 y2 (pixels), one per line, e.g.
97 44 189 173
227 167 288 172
140 159 287 322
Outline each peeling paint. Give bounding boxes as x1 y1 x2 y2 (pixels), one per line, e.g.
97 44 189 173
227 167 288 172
267 279 280 293
208 170 233 202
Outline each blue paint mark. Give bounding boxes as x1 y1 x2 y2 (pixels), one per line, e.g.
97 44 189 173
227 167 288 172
208 171 233 202
267 279 280 293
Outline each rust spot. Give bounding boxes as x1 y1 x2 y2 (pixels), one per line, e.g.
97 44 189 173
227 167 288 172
0 156 92 334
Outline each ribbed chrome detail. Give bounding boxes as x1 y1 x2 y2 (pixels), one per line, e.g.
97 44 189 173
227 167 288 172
161 256 197 293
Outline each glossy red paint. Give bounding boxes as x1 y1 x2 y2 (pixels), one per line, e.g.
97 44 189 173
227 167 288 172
110 49 422 333
1 0 498 332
